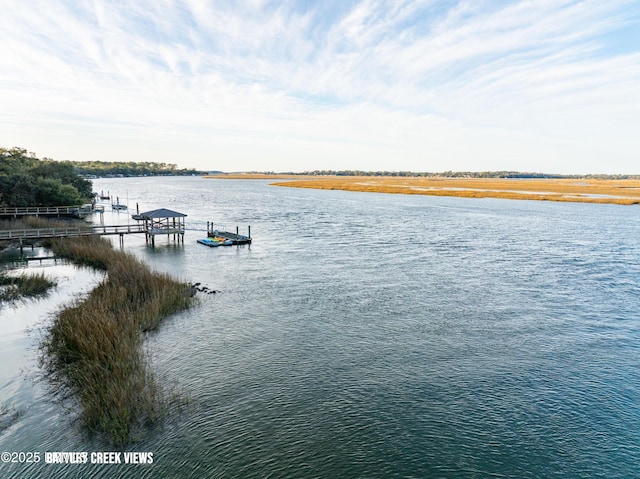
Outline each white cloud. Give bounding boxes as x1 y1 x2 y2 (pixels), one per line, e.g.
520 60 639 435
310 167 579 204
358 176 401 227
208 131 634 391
0 0 639 173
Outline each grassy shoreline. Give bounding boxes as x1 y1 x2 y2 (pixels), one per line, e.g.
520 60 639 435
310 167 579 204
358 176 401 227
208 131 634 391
205 175 640 205
40 236 194 445
275 177 640 205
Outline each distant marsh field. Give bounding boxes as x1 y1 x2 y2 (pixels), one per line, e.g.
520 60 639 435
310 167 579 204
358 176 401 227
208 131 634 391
207 175 640 205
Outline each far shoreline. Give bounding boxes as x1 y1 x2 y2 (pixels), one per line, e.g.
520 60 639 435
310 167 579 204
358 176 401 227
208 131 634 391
203 175 640 205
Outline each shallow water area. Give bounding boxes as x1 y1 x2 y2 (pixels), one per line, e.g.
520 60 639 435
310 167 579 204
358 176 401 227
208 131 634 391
2 177 640 478
0 251 104 478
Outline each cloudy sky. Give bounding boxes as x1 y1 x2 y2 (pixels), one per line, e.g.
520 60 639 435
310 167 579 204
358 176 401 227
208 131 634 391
1 1 639 173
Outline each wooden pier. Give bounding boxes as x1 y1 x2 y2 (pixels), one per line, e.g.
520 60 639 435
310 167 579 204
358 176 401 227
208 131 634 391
0 205 103 219
0 224 146 241
1 204 253 250
0 220 187 248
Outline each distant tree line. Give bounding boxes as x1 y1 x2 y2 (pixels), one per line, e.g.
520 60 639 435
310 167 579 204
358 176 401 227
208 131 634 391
0 147 93 207
72 160 204 177
276 170 640 179
0 147 209 206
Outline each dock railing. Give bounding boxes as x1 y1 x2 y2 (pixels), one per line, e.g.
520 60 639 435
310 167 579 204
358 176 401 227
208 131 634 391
0 224 147 241
0 205 104 218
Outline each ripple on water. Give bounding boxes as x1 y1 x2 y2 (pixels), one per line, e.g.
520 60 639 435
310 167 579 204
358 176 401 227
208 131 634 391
3 179 640 478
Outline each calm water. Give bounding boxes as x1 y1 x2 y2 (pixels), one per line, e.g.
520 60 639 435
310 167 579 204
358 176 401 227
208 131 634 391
1 177 639 478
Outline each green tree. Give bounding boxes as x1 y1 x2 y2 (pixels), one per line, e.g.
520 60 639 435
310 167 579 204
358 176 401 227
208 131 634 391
0 147 92 206
2 174 36 206
34 178 82 206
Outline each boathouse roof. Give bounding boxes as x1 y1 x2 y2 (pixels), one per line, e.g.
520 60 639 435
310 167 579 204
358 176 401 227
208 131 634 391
139 208 187 218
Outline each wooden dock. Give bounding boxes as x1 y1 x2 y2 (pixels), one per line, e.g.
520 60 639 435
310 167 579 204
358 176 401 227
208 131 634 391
210 231 252 245
0 205 252 250
0 205 103 219
206 223 252 245
0 223 189 250
0 224 147 241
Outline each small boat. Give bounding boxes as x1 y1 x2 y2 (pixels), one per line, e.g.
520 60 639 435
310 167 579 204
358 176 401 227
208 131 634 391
197 238 221 247
210 236 234 246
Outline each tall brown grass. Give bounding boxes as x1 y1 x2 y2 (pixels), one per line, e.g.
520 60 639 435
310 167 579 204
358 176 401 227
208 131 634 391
0 271 56 305
0 216 90 231
40 236 193 445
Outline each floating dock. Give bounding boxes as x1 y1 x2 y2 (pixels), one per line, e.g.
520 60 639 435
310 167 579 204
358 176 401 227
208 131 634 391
199 223 252 246
210 231 252 245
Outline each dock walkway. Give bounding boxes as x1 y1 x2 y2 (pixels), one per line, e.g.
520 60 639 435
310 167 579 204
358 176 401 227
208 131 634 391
1 205 251 248
0 224 147 241
0 205 103 219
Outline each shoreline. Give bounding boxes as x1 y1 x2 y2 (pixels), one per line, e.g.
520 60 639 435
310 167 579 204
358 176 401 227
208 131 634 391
204 175 640 205
40 236 194 445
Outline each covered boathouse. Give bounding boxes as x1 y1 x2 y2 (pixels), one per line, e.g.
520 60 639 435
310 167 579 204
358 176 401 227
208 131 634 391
137 208 187 247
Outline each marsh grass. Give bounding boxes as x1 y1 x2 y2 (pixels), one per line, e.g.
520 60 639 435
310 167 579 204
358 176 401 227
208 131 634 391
0 271 56 305
268 177 640 205
40 236 193 445
0 216 88 231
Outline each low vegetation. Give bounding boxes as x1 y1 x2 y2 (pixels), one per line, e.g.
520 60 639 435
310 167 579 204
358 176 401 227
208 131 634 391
205 173 640 205
264 176 640 205
206 170 640 180
0 270 56 305
40 236 193 445
1 216 80 230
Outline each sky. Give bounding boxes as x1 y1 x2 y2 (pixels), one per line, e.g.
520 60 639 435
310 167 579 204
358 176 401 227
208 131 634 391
1 0 639 174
